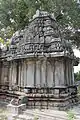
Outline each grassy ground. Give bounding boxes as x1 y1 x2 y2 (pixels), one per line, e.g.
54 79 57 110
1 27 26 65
0 108 7 120
0 102 8 120
0 87 79 120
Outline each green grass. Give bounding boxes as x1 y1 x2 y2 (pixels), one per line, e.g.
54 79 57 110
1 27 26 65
0 106 8 120
67 110 76 120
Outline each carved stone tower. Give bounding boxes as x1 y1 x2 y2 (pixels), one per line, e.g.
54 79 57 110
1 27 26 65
0 10 79 110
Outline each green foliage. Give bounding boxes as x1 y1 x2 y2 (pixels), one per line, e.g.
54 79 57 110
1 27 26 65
67 110 76 120
34 116 39 120
0 107 7 120
78 85 80 94
74 71 80 81
0 37 4 44
34 113 39 120
0 37 10 46
0 0 80 47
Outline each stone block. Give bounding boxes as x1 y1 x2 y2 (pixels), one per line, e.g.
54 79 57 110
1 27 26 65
7 104 26 115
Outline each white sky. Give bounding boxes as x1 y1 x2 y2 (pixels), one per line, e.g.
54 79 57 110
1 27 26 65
73 49 80 73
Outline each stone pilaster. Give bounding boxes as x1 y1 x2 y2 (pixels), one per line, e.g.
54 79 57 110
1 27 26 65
18 61 21 88
65 60 69 85
36 61 41 87
47 61 53 87
27 60 34 87
1 63 4 84
9 62 12 87
41 60 46 87
21 60 24 87
34 60 36 86
55 58 65 86
23 60 27 86
40 60 42 87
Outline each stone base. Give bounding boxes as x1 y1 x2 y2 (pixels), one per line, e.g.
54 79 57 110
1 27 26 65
26 95 79 110
1 85 79 111
24 86 79 110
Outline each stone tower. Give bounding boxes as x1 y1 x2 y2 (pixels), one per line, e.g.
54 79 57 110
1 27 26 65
0 10 79 110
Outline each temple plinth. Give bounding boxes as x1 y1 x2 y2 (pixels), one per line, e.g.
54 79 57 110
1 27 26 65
0 10 79 110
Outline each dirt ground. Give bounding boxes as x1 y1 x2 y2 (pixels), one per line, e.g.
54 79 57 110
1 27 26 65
0 101 80 120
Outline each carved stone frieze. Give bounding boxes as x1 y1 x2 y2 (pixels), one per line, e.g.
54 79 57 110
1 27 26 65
0 10 77 62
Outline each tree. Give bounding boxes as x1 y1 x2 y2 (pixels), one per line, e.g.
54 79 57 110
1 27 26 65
74 71 80 81
0 0 80 47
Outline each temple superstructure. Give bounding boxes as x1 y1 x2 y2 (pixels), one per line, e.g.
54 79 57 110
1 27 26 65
0 10 79 110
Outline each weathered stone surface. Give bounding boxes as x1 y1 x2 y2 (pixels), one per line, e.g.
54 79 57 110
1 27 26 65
0 10 79 110
7 103 26 115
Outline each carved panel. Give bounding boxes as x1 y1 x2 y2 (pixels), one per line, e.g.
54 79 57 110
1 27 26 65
1 13 74 60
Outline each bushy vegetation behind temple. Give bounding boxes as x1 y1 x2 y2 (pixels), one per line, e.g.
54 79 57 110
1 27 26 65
0 0 80 48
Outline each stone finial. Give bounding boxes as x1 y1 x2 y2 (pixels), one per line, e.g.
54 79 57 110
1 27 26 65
33 10 56 20
51 13 56 20
33 10 49 19
33 10 40 19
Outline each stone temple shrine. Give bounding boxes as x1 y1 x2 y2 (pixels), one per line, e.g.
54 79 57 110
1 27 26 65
0 10 79 110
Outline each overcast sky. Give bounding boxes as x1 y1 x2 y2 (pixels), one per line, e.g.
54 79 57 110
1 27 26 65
73 49 80 73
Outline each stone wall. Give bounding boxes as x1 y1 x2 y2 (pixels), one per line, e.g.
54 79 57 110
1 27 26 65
2 57 74 88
